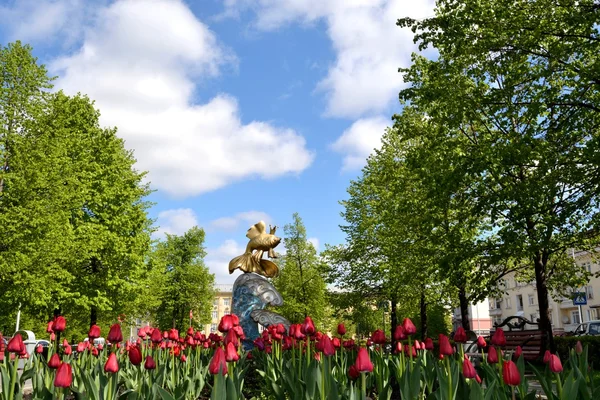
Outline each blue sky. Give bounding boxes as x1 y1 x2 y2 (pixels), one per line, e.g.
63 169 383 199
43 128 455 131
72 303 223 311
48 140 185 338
0 0 433 283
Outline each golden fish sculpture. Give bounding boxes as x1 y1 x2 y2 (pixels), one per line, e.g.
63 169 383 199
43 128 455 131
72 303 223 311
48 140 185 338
228 221 281 278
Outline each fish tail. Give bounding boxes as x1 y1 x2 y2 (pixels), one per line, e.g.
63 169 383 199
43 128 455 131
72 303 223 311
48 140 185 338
229 253 259 274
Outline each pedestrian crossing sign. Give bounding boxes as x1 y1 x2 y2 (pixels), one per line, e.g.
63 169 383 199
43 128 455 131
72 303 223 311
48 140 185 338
573 292 587 305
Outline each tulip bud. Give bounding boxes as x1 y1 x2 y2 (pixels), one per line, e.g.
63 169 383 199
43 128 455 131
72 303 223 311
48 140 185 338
225 342 239 362
88 325 101 340
438 334 454 356
549 354 563 373
424 337 434 350
337 323 346 336
487 346 498 364
129 346 142 366
218 315 234 333
180 354 187 363
454 327 467 343
168 328 179 341
393 325 406 341
107 324 123 344
463 355 477 379
36 344 43 354
144 355 156 370
502 360 520 386
543 349 551 363
46 321 54 334
476 336 487 348
48 353 61 369
54 362 72 388
575 341 583 355
355 347 373 372
371 329 386 345
53 316 66 332
104 353 119 373
300 316 316 336
7 334 26 354
491 329 506 346
348 364 360 380
402 318 416 336
209 347 228 375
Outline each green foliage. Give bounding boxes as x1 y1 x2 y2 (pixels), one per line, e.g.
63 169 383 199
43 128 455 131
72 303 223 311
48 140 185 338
0 42 153 328
146 227 215 331
396 0 600 345
555 336 600 370
272 213 329 328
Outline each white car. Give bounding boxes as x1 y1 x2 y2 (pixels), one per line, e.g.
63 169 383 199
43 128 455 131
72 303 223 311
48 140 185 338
571 320 600 336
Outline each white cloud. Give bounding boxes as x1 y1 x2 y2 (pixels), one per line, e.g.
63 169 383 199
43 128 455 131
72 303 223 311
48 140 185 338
331 116 389 171
308 237 320 251
223 0 434 118
205 239 246 284
209 211 272 232
50 0 314 198
0 0 91 44
154 208 199 239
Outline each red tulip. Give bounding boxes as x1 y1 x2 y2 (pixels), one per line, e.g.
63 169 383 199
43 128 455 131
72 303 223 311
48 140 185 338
224 329 239 347
332 337 341 349
491 329 506 346
231 314 240 326
355 348 373 372
502 360 520 386
513 346 522 360
144 355 156 370
337 323 346 336
487 346 498 364
424 337 434 350
463 355 477 379
168 328 179 341
394 341 402 354
129 346 142 365
549 354 563 373
394 325 406 341
371 329 386 345
402 318 416 336
46 321 54 334
54 362 72 388
88 325 101 340
454 327 467 343
91 347 99 357
319 335 336 356
163 331 168 339
7 334 26 354
107 324 123 344
314 352 321 362
348 364 360 380
438 334 454 356
543 349 551 363
180 354 187 362
64 344 72 356
209 347 228 375
225 342 239 362
575 341 583 355
77 342 86 353
219 315 234 332
104 353 119 373
53 316 66 332
36 344 43 354
301 316 316 336
150 328 162 343
48 353 61 368
477 336 487 348
475 374 482 384
187 326 194 336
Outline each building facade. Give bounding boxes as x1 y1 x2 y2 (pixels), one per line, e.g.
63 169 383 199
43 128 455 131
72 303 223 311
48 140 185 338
488 250 599 334
452 301 493 336
203 284 233 334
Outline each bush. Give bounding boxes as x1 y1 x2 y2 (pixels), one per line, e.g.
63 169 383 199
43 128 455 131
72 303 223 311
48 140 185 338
555 336 600 369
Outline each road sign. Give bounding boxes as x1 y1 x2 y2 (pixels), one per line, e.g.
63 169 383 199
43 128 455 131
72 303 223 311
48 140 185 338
573 292 587 306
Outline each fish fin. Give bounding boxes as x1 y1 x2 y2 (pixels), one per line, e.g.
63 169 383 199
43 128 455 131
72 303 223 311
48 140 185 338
229 254 257 274
246 221 266 239
259 259 279 278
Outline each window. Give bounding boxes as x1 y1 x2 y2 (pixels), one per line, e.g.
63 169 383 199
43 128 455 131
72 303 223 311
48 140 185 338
211 311 218 319
210 324 217 333
587 309 598 321
516 295 524 311
571 310 581 325
213 299 218 306
223 298 231 307
224 309 230 315
505 298 511 309
528 295 535 306
586 286 594 300
582 262 592 273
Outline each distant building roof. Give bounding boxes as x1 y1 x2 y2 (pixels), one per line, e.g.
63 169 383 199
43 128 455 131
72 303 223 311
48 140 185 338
214 284 233 293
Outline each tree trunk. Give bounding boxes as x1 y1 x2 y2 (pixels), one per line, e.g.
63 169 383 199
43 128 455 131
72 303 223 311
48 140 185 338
90 306 97 327
458 285 471 331
420 287 428 340
53 308 61 344
534 251 555 352
390 297 397 345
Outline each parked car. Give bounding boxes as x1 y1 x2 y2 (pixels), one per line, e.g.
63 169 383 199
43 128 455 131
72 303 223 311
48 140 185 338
569 320 600 336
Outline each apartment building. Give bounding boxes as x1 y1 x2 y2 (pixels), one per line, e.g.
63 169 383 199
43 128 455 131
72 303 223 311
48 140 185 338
452 301 493 336
203 284 233 334
488 250 599 334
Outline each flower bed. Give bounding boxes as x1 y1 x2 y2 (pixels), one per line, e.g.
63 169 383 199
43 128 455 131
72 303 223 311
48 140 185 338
0 316 597 399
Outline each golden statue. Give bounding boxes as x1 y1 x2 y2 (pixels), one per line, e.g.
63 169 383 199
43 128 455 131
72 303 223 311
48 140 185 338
229 221 281 278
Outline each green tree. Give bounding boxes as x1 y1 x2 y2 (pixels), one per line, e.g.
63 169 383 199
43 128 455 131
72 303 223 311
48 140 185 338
272 213 329 328
0 42 153 333
148 227 215 331
398 0 600 350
